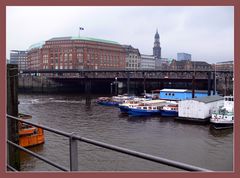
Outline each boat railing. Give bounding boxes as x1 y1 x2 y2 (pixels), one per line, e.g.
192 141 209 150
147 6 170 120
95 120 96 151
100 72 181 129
7 114 212 172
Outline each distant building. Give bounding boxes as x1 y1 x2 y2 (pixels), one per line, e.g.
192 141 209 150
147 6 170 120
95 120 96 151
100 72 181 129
122 45 141 70
170 60 212 70
140 54 155 69
214 61 233 71
27 36 126 70
177 53 191 61
153 29 161 59
192 61 212 70
155 58 174 69
10 50 28 70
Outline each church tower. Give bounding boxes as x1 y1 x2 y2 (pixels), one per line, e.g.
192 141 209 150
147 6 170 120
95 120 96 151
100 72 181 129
153 29 161 59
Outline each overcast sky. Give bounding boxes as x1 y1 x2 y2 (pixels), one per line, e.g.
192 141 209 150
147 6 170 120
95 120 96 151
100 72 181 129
6 6 234 63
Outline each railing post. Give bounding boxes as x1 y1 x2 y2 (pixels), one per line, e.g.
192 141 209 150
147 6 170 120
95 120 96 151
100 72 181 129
69 133 78 171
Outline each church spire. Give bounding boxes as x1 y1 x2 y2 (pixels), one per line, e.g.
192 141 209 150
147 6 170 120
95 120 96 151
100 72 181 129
155 28 159 39
153 28 161 59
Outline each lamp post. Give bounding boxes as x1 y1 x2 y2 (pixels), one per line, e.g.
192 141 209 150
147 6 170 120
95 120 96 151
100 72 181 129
115 77 118 96
214 63 217 95
192 58 195 98
110 83 113 95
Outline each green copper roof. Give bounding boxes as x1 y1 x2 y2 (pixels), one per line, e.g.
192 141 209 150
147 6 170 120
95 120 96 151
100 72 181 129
28 41 45 50
71 36 120 45
29 36 120 51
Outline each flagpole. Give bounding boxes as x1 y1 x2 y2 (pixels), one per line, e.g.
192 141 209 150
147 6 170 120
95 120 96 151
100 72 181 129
79 27 84 38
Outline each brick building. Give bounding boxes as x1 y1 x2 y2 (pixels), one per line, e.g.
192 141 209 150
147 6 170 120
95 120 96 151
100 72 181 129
27 36 126 70
170 60 212 70
214 61 234 71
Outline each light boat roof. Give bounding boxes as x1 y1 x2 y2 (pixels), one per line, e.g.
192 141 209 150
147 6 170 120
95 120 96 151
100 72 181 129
142 100 166 104
160 89 188 92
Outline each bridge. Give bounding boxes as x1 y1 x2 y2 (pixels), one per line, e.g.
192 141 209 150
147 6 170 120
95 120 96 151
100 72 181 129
21 69 233 80
18 69 233 95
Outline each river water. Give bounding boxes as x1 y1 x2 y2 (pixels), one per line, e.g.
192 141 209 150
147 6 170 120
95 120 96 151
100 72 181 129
18 93 233 172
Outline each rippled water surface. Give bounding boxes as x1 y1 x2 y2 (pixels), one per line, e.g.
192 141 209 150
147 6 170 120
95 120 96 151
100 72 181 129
18 93 233 171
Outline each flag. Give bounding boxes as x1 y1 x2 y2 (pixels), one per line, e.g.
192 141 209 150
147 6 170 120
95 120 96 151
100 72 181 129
79 27 84 30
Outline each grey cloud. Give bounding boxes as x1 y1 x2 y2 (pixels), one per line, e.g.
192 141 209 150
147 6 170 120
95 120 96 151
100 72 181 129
6 6 233 63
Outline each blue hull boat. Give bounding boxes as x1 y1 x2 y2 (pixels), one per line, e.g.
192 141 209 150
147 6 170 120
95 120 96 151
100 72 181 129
160 104 178 117
161 110 178 117
128 108 162 116
119 105 130 113
126 100 167 116
97 101 119 107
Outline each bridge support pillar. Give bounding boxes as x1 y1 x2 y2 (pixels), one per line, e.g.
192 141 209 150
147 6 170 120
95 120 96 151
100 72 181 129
213 71 216 95
84 76 91 105
143 72 146 94
207 72 211 96
127 72 130 95
192 74 195 98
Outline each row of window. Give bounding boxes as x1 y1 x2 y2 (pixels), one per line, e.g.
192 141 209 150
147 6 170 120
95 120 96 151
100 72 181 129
164 93 175 96
225 98 234 101
43 53 122 61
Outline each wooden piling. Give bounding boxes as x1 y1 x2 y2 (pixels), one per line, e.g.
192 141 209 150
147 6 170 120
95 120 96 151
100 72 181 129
7 64 20 170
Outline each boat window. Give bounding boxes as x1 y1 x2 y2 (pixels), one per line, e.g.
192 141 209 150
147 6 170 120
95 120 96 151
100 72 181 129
143 107 147 109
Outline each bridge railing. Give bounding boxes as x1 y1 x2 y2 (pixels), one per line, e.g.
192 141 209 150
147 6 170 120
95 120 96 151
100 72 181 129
7 114 212 172
19 69 233 80
21 68 233 73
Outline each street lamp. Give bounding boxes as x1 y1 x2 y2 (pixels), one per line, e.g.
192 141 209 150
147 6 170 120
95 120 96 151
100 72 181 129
214 63 217 95
110 83 113 95
115 77 118 95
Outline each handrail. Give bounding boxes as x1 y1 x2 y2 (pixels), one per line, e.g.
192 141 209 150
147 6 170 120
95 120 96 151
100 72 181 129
7 114 213 172
7 140 69 171
7 165 18 172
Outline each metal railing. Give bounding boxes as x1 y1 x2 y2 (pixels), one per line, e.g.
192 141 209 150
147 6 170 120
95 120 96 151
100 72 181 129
7 114 212 172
